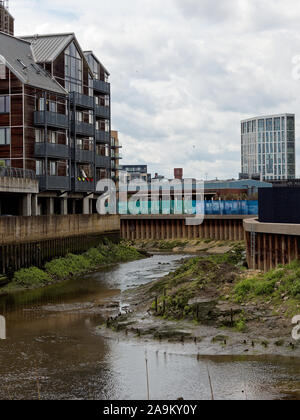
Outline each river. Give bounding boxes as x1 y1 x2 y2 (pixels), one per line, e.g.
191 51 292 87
0 253 299 400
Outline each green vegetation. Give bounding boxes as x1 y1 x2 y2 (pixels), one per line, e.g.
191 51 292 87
233 260 300 316
1 241 144 292
13 267 51 287
150 245 245 321
139 240 189 250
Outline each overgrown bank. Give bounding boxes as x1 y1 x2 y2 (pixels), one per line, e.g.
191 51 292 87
0 241 145 294
103 244 300 353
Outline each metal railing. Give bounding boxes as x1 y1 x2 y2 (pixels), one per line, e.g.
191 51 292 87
96 130 110 143
0 167 36 179
75 148 94 163
71 92 95 109
34 111 69 129
35 143 70 159
95 105 110 119
74 122 94 137
95 155 110 167
38 175 70 191
93 80 110 94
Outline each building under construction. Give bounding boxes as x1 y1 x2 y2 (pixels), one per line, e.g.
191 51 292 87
0 0 14 36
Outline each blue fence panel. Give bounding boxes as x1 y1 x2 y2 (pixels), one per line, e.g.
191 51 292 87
117 200 258 216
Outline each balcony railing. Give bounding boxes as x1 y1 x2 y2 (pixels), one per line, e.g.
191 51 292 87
35 143 70 159
96 130 110 143
0 167 36 179
73 122 94 137
95 155 111 167
72 178 95 193
93 80 110 94
71 92 94 109
111 153 122 160
95 105 110 119
34 111 69 129
111 142 122 149
75 148 94 163
37 175 70 191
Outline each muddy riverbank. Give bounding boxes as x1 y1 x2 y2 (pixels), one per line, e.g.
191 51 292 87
0 249 300 399
100 243 300 358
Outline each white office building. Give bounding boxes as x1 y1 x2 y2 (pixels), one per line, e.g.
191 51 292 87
241 114 296 181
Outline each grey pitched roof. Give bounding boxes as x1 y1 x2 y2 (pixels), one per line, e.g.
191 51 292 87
21 33 74 63
0 31 67 95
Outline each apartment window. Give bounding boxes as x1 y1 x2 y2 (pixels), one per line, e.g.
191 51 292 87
274 118 280 131
0 128 10 145
287 116 295 131
48 131 58 144
0 95 10 113
38 98 45 111
49 161 57 176
35 129 44 143
258 119 265 132
65 42 83 94
76 111 83 123
48 101 57 113
266 119 272 131
36 160 44 175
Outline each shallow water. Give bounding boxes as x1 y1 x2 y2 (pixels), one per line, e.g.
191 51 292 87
0 254 299 400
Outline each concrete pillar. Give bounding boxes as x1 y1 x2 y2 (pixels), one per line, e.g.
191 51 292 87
83 197 90 215
72 200 76 215
22 194 32 217
31 194 38 216
61 198 68 215
46 198 54 215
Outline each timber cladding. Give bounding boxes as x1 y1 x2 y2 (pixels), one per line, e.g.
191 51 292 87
0 214 120 244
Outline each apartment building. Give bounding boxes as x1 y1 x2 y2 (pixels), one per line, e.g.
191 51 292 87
0 5 112 215
241 114 296 181
0 1 13 36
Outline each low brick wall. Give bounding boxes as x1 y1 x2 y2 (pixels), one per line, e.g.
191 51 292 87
0 214 120 245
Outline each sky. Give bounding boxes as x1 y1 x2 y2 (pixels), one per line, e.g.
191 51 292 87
10 0 300 179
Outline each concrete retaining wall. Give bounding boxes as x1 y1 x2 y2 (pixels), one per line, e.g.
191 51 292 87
0 214 120 245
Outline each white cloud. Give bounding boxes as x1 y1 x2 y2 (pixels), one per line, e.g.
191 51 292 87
10 0 300 179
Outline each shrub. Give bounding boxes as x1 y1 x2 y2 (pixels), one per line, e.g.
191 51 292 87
234 279 253 298
13 267 51 287
45 253 91 279
253 279 277 296
290 280 300 297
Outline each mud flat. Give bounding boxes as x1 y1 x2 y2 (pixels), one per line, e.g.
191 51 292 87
99 243 300 358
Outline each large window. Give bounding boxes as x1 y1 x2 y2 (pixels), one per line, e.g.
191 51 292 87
36 160 44 175
274 117 280 131
35 129 44 143
0 96 10 113
287 116 295 131
0 128 10 145
258 119 265 132
65 42 83 94
266 119 272 131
